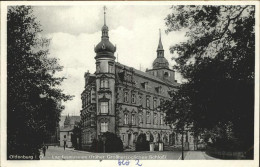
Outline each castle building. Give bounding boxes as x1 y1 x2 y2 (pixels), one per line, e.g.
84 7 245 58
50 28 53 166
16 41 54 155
80 9 196 151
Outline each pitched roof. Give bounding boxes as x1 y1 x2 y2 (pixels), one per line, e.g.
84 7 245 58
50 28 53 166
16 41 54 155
115 62 179 87
60 126 74 132
69 116 81 125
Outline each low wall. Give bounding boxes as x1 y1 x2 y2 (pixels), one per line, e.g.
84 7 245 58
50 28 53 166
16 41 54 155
206 146 246 159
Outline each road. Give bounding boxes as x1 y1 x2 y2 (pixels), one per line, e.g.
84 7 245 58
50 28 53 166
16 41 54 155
40 146 183 160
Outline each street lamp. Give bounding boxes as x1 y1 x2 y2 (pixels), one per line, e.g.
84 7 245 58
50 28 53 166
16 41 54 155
181 129 184 160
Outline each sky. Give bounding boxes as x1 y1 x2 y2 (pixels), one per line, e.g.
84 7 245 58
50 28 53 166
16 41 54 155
33 5 188 116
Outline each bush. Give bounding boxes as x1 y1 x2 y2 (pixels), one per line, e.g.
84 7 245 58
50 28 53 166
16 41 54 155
90 132 123 153
135 133 149 151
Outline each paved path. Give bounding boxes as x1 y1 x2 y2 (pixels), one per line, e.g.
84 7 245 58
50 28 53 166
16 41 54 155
184 151 218 160
40 146 182 160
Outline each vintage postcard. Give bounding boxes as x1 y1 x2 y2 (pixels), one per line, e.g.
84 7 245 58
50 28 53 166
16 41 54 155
1 1 259 167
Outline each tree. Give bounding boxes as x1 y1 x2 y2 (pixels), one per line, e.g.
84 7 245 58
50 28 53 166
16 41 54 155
90 132 123 152
71 124 81 150
164 5 255 157
7 6 72 159
135 133 149 151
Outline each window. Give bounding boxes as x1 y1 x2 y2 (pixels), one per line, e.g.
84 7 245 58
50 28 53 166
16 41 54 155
164 71 169 77
153 99 157 109
154 71 157 76
146 97 150 108
124 92 128 103
160 114 164 125
96 64 100 73
101 79 108 88
131 114 135 125
146 112 150 124
109 65 113 73
100 102 108 114
124 113 129 124
131 94 136 103
88 93 91 104
122 134 125 141
154 113 157 124
90 115 95 126
139 114 143 124
101 122 108 132
160 99 164 106
146 133 150 141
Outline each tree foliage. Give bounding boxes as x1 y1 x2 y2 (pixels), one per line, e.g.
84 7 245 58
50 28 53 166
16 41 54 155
71 124 81 150
135 133 150 151
164 5 255 154
90 132 123 152
7 6 72 159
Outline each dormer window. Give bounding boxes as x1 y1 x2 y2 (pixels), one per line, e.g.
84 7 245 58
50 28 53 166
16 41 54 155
164 71 169 77
156 86 162 93
141 82 148 90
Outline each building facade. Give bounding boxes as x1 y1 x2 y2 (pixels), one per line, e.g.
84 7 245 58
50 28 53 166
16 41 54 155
80 10 197 151
59 115 80 147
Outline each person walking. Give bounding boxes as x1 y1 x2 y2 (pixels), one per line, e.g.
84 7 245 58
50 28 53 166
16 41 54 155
63 135 67 150
42 145 46 157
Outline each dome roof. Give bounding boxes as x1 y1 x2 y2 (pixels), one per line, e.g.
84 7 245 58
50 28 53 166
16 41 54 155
95 24 116 59
94 39 116 54
152 57 169 69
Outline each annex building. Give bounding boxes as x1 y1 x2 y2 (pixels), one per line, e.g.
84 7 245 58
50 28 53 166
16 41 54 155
80 10 196 151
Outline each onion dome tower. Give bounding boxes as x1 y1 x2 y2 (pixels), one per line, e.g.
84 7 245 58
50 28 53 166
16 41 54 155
152 29 169 69
95 6 116 136
94 7 116 59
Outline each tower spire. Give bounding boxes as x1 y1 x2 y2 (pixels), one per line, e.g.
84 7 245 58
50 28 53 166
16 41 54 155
103 6 107 25
101 6 109 39
157 29 164 52
153 29 169 69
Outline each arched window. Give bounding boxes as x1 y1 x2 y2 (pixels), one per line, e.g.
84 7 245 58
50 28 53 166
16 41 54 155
101 79 109 88
153 98 157 109
160 114 164 125
101 122 108 132
124 92 128 103
146 112 150 124
131 94 136 103
139 114 143 124
164 71 169 77
100 102 108 114
146 97 150 108
154 113 157 124
124 113 129 124
131 114 135 125
146 133 150 141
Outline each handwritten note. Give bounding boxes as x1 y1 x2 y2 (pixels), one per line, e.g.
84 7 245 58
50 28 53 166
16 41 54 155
118 159 142 166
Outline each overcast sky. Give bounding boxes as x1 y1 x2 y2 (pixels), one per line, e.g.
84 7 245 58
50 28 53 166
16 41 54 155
33 5 188 116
